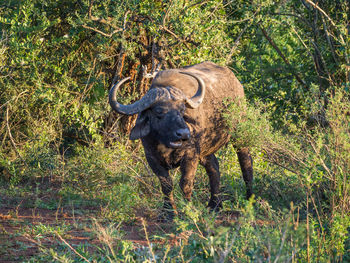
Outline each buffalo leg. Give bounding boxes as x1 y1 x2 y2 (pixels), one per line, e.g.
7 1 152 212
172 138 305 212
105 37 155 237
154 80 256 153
179 155 199 201
236 147 253 199
145 154 176 220
201 154 222 211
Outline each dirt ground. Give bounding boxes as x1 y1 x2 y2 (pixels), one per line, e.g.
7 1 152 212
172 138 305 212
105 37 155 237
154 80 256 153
0 206 176 262
0 189 244 263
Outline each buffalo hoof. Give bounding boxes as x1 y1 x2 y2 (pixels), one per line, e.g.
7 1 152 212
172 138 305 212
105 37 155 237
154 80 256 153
157 209 177 222
208 198 222 212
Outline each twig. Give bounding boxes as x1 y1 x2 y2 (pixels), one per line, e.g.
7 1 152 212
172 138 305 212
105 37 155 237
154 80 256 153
310 39 334 87
226 18 252 63
88 0 94 18
321 16 338 64
304 0 336 27
55 231 91 263
306 192 310 263
89 16 122 30
186 0 210 9
6 106 24 161
193 219 207 241
218 227 239 263
80 57 97 104
162 245 171 263
161 26 191 49
81 24 122 38
110 11 130 87
273 220 289 263
308 135 333 179
141 218 157 262
23 234 63 261
260 26 307 88
288 23 313 58
111 50 126 87
0 90 28 111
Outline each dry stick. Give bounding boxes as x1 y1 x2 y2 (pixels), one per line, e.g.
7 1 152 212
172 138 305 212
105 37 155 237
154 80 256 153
308 137 333 180
162 245 171 263
193 220 207 241
306 192 310 263
55 231 90 263
273 220 289 263
111 51 126 88
0 90 28 111
260 26 307 88
304 0 336 27
88 0 94 18
309 193 325 247
305 0 349 81
110 11 129 87
226 21 250 64
80 57 97 105
218 228 239 263
288 21 336 89
321 16 338 64
161 26 191 49
126 164 159 193
23 234 63 262
81 24 122 38
6 106 24 162
288 24 321 74
226 8 261 64
310 39 335 87
141 218 157 262
89 16 121 30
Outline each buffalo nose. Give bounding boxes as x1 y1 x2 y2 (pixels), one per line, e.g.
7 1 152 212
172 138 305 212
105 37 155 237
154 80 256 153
175 128 190 140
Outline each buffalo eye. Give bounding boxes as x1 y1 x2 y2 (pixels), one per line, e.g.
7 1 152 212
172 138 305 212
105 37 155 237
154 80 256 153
179 105 186 115
152 107 166 119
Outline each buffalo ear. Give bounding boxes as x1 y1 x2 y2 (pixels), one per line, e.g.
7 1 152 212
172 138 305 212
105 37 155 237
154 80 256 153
129 112 151 140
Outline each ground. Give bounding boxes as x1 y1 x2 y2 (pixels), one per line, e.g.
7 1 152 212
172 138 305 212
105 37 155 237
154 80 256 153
0 205 172 262
0 196 240 262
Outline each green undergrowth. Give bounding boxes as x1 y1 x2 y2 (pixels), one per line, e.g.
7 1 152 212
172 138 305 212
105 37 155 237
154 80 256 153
1 91 350 262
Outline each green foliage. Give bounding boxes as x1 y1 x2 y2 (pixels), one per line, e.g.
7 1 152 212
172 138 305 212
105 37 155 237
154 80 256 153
222 98 271 149
0 0 349 261
227 0 349 126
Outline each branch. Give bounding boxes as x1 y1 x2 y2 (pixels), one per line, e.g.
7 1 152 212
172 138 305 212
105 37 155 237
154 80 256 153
161 26 191 49
81 24 122 38
0 90 28 111
111 49 126 88
89 16 122 30
226 9 261 63
304 0 336 27
55 231 91 263
6 106 24 161
260 26 307 88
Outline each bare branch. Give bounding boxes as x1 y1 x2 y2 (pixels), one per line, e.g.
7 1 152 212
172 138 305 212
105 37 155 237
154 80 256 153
6 106 24 161
81 24 122 38
110 11 130 87
0 90 28 111
55 231 91 263
260 26 307 88
111 49 126 88
161 26 191 49
89 16 122 30
304 0 336 27
88 0 94 18
226 9 260 64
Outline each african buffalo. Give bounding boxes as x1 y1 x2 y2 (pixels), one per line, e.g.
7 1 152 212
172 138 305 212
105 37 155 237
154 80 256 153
109 61 253 220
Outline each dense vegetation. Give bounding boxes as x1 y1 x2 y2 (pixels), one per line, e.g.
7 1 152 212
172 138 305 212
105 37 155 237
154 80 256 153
0 0 349 262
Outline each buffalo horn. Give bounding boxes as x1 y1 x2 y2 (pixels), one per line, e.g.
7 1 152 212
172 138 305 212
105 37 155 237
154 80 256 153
180 72 206 109
109 77 171 115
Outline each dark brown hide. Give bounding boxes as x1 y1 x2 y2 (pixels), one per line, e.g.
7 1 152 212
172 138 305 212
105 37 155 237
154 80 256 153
110 61 253 220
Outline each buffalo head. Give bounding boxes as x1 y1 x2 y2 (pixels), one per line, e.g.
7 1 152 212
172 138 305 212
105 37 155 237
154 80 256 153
109 72 206 148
